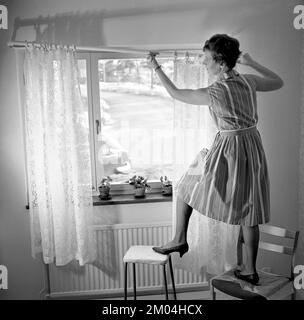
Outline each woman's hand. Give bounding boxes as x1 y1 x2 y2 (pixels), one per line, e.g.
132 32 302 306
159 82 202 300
147 52 160 69
238 52 284 91
237 53 255 66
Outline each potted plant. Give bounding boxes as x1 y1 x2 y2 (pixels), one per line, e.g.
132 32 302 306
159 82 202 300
98 176 112 200
127 175 151 198
160 176 172 196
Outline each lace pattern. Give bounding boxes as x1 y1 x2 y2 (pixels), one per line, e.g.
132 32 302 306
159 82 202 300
24 44 96 266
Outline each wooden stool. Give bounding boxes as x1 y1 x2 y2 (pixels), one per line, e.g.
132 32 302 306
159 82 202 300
123 245 177 300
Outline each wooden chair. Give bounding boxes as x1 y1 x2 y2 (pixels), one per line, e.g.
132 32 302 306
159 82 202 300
210 224 299 300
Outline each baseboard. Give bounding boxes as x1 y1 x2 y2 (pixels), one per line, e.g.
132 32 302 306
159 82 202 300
47 282 209 300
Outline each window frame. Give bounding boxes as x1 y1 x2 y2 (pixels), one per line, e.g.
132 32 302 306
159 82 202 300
75 52 99 193
77 51 173 195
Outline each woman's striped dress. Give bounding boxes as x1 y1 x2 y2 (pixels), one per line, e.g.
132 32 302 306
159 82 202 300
175 69 270 226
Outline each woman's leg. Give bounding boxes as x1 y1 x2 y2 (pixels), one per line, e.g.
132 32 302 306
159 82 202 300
240 225 260 275
160 196 193 249
236 227 245 270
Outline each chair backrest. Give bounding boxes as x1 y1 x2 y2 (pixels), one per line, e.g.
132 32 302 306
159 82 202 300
258 224 299 280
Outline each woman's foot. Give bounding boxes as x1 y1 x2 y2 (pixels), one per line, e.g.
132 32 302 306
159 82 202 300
152 241 189 257
234 270 259 285
155 240 184 250
235 263 245 272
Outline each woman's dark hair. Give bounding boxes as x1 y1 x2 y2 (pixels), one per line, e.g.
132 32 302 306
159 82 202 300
203 34 241 70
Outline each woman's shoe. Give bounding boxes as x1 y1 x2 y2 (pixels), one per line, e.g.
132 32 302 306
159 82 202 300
152 243 189 257
234 270 259 285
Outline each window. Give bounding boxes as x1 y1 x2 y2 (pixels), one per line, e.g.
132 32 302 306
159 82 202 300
76 52 175 193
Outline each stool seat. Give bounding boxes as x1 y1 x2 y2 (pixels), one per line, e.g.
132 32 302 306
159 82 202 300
123 246 169 265
123 245 177 300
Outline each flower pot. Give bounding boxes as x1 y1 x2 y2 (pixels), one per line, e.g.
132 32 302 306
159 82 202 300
162 185 172 196
134 187 146 198
99 186 111 200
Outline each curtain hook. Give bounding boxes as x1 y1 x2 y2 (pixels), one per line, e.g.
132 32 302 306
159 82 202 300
174 50 178 62
198 53 204 64
173 50 178 83
185 51 190 64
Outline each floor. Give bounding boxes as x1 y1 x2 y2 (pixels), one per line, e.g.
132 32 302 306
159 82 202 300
102 290 239 300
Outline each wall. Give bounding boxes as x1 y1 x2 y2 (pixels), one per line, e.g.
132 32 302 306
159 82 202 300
0 0 301 299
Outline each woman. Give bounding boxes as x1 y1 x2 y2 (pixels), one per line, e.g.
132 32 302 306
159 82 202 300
148 34 283 285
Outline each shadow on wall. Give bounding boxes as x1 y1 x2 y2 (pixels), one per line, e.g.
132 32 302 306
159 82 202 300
11 11 107 46
57 229 119 281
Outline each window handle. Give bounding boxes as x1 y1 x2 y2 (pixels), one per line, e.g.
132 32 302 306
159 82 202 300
96 119 100 135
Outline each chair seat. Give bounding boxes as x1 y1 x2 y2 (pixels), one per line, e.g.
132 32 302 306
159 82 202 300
211 279 266 300
123 245 170 265
211 268 292 300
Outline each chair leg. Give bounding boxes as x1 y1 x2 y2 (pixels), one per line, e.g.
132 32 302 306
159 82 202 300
132 263 137 300
168 256 177 300
124 262 128 300
291 291 296 300
210 282 216 300
163 265 169 300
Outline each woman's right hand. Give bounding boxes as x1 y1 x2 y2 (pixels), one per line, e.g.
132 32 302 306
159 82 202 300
147 52 159 69
237 53 255 66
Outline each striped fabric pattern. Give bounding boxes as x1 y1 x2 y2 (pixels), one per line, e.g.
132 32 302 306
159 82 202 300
175 70 270 226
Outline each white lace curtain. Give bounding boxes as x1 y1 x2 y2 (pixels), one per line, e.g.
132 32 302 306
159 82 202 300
23 44 96 266
171 55 240 276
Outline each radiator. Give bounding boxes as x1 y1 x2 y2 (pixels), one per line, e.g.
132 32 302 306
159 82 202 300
48 222 205 298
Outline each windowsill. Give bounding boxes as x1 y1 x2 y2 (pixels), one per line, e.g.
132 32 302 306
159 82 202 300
25 192 172 210
93 192 172 206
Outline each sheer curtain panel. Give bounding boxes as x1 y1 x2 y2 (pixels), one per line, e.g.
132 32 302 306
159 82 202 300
23 44 96 266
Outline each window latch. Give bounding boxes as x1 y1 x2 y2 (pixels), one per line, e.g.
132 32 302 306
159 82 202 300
96 119 100 135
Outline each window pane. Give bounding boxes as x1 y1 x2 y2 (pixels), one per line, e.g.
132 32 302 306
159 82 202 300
97 58 174 183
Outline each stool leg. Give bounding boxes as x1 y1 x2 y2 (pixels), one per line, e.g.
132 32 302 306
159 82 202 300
168 256 177 300
133 263 137 300
124 262 128 300
163 265 169 300
210 282 216 300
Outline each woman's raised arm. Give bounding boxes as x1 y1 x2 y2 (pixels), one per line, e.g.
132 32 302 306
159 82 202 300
238 53 284 91
147 53 210 105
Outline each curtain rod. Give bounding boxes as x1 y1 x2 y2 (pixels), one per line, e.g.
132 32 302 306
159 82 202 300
7 41 203 56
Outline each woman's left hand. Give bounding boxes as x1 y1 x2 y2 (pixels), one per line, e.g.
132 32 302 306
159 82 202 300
237 53 255 66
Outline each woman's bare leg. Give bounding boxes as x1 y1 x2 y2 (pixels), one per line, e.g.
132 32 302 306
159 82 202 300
160 196 193 249
240 225 259 274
